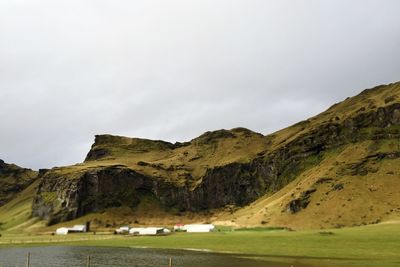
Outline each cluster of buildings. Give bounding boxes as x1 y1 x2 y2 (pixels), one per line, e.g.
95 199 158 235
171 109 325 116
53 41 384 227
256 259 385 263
56 223 215 235
115 224 215 235
115 226 171 235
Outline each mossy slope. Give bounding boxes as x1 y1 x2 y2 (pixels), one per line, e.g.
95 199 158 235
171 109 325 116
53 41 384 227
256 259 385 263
0 160 37 206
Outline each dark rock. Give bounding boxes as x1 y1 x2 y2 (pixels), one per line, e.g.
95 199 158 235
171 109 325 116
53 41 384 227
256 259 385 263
332 183 344 191
38 169 50 176
188 156 202 162
315 177 334 184
357 107 366 113
385 96 397 104
287 188 317 213
85 148 109 161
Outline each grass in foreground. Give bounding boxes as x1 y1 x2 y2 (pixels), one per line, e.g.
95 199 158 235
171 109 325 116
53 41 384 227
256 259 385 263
1 223 399 267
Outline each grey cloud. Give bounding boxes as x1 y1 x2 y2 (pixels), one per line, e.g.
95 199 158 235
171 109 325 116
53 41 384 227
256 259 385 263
1 0 399 169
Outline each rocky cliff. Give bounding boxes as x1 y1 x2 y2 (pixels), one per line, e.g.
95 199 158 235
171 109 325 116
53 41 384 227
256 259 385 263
0 160 37 206
31 82 400 226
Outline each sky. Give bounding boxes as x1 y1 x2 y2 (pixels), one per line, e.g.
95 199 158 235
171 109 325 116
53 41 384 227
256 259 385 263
1 0 400 170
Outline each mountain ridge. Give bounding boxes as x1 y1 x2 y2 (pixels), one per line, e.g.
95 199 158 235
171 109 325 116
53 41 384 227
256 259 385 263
1 81 399 231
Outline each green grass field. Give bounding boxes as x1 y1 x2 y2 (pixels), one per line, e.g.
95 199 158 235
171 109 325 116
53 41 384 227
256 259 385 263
1 223 399 267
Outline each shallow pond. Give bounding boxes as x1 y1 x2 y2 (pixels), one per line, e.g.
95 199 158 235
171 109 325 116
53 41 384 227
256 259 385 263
0 246 293 267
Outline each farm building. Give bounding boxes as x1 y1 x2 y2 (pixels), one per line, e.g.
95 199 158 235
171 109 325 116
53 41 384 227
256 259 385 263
183 224 215 233
55 227 69 235
55 224 87 235
68 225 87 233
129 227 170 235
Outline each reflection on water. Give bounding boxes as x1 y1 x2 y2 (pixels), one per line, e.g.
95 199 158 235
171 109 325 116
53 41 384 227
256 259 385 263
0 246 288 267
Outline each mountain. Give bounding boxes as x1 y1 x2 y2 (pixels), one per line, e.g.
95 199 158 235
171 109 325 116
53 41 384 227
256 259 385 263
32 128 269 225
216 83 400 229
3 81 400 231
0 160 37 206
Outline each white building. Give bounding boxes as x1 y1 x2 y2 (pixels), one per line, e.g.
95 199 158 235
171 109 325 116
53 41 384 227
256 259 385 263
55 224 87 235
56 227 69 235
183 224 215 233
129 227 170 235
69 225 87 233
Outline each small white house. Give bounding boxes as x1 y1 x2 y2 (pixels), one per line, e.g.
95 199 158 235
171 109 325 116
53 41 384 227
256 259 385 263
56 227 69 235
183 224 215 233
55 224 87 235
69 225 87 233
129 227 170 235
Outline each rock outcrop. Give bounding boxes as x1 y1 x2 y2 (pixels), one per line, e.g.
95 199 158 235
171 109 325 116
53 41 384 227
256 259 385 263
0 160 37 206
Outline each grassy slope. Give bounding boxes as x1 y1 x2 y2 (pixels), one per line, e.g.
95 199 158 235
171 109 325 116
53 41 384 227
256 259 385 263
215 82 400 229
0 180 45 232
0 161 37 206
268 82 400 151
216 140 400 229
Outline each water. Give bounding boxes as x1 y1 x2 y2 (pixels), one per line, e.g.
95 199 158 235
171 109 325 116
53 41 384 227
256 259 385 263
0 246 290 267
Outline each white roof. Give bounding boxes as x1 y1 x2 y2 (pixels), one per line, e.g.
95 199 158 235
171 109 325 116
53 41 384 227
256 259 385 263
129 227 145 233
70 225 86 231
129 227 166 235
56 224 87 234
56 227 69 235
183 224 215 229
183 224 215 232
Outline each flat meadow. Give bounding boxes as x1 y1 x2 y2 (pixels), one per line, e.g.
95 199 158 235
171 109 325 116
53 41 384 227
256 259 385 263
1 223 399 267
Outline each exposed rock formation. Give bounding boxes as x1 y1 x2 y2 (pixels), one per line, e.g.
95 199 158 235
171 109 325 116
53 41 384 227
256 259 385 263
0 160 37 206
287 189 317 213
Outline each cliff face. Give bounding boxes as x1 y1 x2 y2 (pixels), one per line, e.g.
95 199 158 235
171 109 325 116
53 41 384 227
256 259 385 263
31 82 400 226
32 167 152 224
32 163 269 224
0 160 37 206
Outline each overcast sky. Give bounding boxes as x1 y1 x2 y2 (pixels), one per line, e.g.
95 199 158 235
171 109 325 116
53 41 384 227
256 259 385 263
1 0 399 170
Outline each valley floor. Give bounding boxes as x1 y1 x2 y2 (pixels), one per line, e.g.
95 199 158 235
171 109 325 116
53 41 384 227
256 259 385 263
1 222 399 267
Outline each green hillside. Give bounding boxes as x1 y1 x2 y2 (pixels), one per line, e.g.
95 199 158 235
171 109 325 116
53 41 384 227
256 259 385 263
0 160 37 206
1 81 399 231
